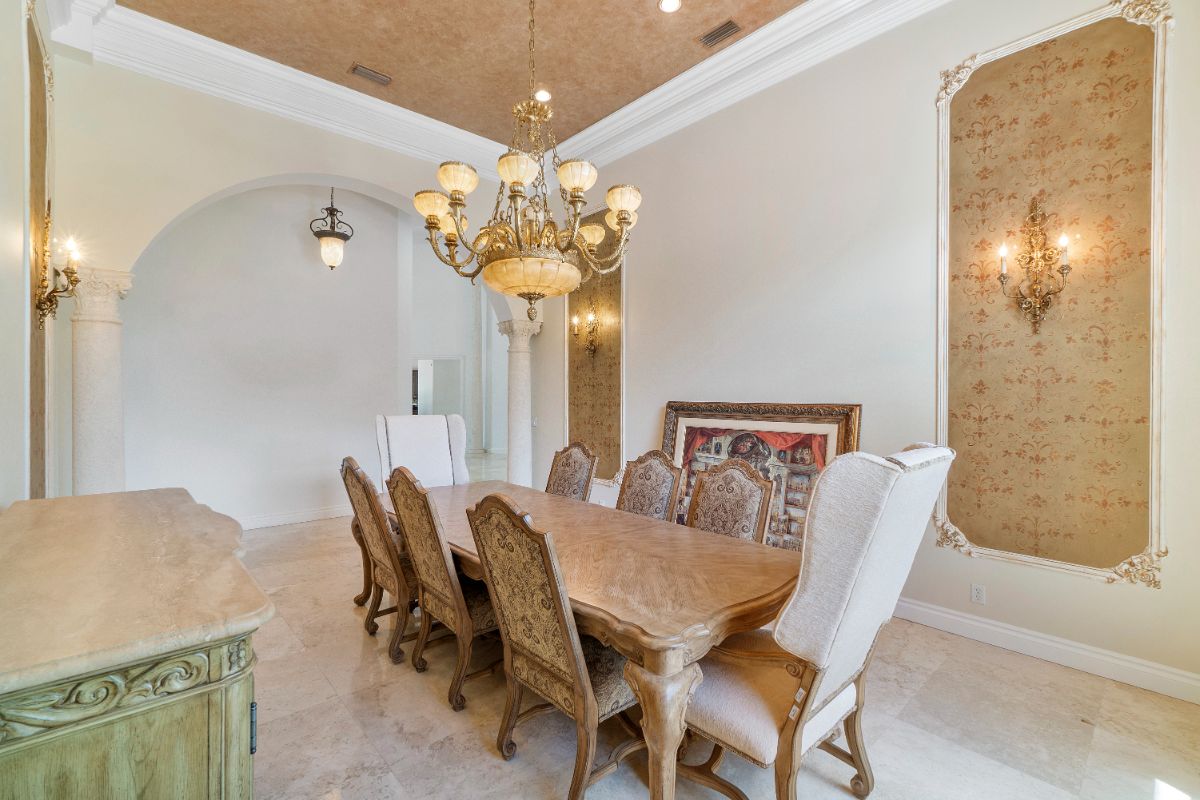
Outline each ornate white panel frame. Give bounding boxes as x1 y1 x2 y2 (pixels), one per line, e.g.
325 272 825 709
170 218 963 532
934 0 1172 588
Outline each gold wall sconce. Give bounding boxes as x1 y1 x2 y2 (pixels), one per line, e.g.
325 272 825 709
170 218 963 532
35 203 81 329
998 197 1073 334
310 187 354 269
571 299 600 357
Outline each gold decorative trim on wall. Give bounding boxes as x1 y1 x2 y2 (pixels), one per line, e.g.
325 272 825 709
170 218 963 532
934 0 1170 588
26 4 52 499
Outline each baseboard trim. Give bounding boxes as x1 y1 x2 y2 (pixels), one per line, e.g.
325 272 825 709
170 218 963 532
238 503 352 531
894 598 1200 704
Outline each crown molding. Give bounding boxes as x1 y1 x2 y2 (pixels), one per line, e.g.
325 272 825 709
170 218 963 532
45 0 953 174
46 1 505 178
560 0 953 165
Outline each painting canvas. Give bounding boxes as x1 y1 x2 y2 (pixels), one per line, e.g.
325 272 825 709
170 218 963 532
662 402 861 550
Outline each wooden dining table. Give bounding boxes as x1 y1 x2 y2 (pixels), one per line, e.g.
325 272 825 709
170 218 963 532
420 480 804 800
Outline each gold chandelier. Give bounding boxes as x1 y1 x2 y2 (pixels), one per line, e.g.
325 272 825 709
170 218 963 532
412 0 641 321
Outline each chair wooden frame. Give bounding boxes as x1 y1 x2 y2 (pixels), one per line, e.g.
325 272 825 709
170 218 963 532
678 627 883 800
339 457 418 662
386 467 499 710
545 442 599 502
685 458 774 543
467 493 645 800
615 450 684 522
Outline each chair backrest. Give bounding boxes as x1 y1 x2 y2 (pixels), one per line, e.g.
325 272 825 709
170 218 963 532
773 443 954 707
468 493 590 718
340 456 406 598
685 458 774 542
376 414 470 488
545 442 598 502
386 466 466 627
615 450 684 521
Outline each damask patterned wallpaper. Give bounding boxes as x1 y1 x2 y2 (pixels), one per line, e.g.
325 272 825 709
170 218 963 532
947 18 1152 569
567 212 622 480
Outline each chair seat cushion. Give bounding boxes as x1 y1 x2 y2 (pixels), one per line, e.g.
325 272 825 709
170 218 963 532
686 655 803 767
460 577 498 633
580 636 635 720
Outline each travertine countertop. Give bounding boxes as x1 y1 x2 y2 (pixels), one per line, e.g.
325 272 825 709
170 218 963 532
0 488 274 695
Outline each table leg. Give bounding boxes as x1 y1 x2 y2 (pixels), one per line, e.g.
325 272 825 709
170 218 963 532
624 661 703 800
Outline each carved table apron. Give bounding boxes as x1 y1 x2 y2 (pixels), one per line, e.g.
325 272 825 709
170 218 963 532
419 480 803 800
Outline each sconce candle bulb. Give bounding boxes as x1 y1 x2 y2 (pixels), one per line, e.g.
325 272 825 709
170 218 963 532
999 244 1008 275
1058 234 1070 266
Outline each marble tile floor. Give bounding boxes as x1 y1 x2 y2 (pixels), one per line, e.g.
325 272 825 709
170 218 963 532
242 517 1200 800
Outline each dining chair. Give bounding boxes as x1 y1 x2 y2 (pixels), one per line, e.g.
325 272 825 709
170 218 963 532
685 458 774 543
468 493 645 800
347 414 469 607
339 457 419 661
386 466 500 711
546 442 599 502
677 443 955 800
615 450 684 522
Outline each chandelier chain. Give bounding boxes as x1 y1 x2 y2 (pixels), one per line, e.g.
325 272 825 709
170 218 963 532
528 0 536 98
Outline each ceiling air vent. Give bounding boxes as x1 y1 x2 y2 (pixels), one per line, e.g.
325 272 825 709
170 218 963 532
349 62 392 86
698 19 741 48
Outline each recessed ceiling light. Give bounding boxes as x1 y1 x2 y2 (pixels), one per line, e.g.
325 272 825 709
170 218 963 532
534 88 552 102
658 0 681 12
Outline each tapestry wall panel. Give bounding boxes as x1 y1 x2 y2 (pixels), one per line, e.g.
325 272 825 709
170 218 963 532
567 212 622 480
938 7 1166 585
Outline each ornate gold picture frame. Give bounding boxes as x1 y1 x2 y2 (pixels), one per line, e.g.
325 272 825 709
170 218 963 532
662 402 861 548
934 0 1170 588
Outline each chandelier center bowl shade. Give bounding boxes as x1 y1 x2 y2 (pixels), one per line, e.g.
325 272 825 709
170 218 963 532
413 0 641 320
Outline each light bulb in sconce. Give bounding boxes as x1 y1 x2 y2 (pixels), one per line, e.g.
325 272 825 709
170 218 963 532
1058 234 1070 266
998 244 1008 275
570 314 581 336
586 311 596 325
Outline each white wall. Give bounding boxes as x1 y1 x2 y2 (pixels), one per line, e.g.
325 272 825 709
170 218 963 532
1 4 31 507
533 0 1200 680
121 185 408 527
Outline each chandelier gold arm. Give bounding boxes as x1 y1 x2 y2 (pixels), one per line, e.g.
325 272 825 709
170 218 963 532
572 226 632 273
425 228 484 280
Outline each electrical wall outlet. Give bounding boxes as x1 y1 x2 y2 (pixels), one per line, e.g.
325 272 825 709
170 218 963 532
970 583 987 605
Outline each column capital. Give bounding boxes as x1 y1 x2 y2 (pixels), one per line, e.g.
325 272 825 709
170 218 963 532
71 267 133 324
497 319 542 352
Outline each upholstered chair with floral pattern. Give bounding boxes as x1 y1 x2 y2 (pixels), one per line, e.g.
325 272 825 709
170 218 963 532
468 493 645 800
685 458 774 543
339 457 419 662
387 467 499 711
677 444 955 800
615 450 684 522
545 442 599 502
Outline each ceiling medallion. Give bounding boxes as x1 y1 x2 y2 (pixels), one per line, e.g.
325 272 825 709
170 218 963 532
413 0 641 321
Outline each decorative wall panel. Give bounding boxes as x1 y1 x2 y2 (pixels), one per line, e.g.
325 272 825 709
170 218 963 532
567 211 622 480
27 11 50 499
935 2 1168 587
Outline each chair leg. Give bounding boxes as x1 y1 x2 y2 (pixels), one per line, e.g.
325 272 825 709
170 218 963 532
411 611 434 672
567 719 598 800
497 676 524 761
351 518 372 606
364 583 382 635
447 633 474 711
773 747 806 800
393 592 415 656
678 742 746 800
844 701 875 798
387 605 408 664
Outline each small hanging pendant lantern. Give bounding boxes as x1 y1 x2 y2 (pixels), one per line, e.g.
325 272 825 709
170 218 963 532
310 187 354 269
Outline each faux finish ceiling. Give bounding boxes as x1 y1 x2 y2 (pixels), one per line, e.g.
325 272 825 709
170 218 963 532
115 0 807 143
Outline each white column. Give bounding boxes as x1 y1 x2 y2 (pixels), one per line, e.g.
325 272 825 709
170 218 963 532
497 318 541 487
465 284 485 452
71 267 132 495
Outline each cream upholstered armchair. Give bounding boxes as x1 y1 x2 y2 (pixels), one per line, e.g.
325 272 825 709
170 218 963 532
345 414 471 608
376 413 470 488
678 443 955 800
615 450 684 521
468 493 645 800
340 457 419 662
685 458 774 542
545 442 599 502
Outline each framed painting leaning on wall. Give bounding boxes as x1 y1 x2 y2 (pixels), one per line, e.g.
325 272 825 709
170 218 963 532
661 402 860 551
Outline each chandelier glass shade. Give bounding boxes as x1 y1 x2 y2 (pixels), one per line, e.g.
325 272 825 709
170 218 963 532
413 0 640 320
